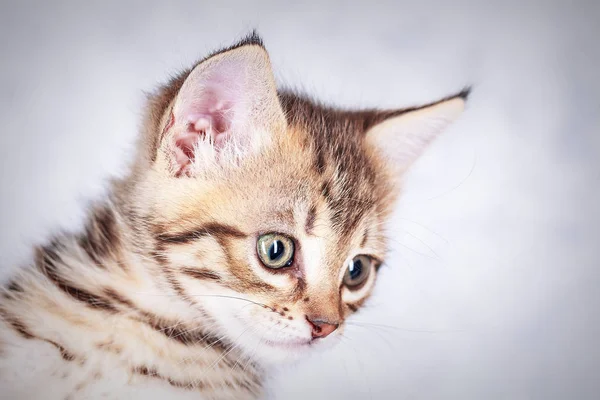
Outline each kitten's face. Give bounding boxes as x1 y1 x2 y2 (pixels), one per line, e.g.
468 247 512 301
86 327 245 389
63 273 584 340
150 126 391 364
135 35 466 365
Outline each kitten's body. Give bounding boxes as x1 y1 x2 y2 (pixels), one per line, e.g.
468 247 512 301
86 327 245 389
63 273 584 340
0 34 467 399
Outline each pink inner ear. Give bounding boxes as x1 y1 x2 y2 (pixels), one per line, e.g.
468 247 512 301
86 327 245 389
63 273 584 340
171 62 248 175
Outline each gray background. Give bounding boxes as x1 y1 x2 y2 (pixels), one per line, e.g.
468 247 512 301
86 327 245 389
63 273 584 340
1 1 599 399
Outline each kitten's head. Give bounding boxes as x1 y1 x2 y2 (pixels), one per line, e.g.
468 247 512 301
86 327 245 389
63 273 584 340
131 33 467 365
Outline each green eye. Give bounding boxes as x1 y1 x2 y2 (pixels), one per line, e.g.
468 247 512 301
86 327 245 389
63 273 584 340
257 234 295 269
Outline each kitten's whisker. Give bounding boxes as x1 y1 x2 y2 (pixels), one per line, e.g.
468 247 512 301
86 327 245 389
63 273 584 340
345 324 396 351
385 237 439 259
365 218 444 251
152 317 191 336
199 329 235 354
242 318 281 374
401 229 441 260
185 336 230 373
233 319 279 374
168 322 206 341
179 329 234 372
191 294 269 309
406 151 477 205
395 217 449 244
135 292 268 309
207 323 258 371
348 320 463 334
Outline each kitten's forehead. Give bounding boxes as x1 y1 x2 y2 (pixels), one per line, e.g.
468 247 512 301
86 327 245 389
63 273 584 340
278 92 392 237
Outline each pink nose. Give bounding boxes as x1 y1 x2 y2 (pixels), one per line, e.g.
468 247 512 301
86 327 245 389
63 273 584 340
306 316 339 339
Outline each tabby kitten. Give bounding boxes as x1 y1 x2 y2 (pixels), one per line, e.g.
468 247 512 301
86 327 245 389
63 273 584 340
0 33 467 400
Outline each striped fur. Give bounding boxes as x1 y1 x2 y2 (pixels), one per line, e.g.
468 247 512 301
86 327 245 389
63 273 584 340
0 32 466 399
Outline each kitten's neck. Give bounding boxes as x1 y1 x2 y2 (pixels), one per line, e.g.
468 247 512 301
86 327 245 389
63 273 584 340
3 199 264 398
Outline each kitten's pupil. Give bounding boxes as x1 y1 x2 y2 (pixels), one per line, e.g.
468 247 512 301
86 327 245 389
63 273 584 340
349 258 363 280
269 240 284 261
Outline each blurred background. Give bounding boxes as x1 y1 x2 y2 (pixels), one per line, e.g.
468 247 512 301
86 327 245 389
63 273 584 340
1 0 599 398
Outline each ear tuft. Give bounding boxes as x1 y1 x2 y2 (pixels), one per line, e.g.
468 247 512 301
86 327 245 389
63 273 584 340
200 30 266 61
455 86 472 101
234 30 264 48
365 90 469 173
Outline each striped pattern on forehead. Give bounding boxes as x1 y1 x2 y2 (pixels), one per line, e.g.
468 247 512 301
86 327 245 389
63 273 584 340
278 92 387 237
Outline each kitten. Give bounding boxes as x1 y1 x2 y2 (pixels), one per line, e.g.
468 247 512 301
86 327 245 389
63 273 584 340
0 33 467 400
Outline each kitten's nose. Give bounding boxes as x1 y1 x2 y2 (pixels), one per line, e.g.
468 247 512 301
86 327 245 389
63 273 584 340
306 316 339 339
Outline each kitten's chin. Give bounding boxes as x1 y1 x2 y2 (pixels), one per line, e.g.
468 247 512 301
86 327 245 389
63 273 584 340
242 334 340 367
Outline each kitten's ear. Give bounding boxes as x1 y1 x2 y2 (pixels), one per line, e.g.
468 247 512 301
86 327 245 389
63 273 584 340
161 38 286 176
365 90 469 173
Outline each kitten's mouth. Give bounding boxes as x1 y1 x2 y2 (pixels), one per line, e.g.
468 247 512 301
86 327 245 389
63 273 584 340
262 338 312 349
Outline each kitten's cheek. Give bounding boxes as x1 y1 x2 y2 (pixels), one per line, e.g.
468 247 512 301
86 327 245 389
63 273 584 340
197 294 250 342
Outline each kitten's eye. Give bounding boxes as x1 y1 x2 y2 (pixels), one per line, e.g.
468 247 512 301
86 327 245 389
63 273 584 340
257 234 295 269
343 255 372 289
